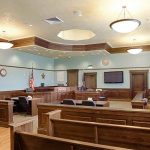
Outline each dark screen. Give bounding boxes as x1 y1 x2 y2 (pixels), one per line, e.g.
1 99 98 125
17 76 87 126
104 71 123 83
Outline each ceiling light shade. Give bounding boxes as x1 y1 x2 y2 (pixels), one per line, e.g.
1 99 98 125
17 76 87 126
87 65 93 69
127 48 143 54
110 19 141 33
0 42 13 49
110 6 141 33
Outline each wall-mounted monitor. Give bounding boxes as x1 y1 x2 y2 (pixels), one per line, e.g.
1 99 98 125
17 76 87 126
104 71 123 83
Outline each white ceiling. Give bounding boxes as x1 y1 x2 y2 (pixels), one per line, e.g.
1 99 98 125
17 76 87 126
0 0 150 56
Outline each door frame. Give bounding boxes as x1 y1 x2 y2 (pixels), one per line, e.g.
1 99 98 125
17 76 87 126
84 72 97 89
130 70 148 98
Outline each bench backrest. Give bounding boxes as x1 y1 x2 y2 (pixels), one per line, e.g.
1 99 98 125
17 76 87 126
14 131 131 150
38 103 150 134
49 117 150 150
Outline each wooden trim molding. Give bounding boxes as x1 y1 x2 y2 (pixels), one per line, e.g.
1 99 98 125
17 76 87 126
9 36 150 53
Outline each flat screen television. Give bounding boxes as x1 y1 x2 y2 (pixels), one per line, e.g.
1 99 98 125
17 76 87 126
104 71 123 83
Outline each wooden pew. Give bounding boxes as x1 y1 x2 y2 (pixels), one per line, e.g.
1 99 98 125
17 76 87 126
13 131 131 150
28 97 44 116
38 103 150 133
41 110 150 150
10 118 35 150
131 91 146 109
0 100 13 127
10 115 130 150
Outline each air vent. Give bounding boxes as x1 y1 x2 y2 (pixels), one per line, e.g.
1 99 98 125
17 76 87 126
45 17 63 25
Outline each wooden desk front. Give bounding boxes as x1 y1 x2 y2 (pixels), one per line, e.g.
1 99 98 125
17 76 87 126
73 100 109 107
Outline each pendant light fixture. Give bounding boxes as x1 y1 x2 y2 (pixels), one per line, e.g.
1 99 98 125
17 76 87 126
0 31 13 49
110 6 141 33
127 39 143 54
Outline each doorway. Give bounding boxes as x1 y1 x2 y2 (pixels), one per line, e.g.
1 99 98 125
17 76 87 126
130 70 148 98
67 69 78 87
84 72 97 89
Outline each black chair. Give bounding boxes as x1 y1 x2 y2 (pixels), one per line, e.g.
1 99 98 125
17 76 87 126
18 96 29 113
82 100 95 106
62 99 75 105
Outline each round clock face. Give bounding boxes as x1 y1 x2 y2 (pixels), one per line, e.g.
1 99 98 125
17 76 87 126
0 68 7 77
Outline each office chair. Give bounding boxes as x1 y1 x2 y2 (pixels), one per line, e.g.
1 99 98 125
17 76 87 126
82 100 95 106
63 99 75 105
18 96 29 113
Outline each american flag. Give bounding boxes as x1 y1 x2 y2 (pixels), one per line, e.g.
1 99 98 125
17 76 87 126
29 67 35 91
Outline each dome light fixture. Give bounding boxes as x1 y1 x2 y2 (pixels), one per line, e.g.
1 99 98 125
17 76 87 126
87 65 93 69
127 48 143 54
110 6 141 33
0 31 13 49
0 42 13 49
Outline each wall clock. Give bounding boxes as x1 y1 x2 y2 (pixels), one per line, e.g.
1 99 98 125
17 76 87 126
0 68 7 77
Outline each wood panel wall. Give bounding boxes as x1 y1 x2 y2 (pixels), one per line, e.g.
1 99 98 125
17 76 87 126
49 118 150 150
0 100 13 127
37 104 150 134
13 131 130 150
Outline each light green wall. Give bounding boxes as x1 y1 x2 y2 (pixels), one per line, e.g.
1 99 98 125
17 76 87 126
0 49 55 91
54 52 150 89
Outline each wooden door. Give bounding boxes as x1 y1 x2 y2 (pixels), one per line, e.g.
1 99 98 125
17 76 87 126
67 69 78 87
84 72 97 89
130 70 148 98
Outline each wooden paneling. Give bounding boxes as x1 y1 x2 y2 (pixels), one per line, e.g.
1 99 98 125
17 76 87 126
11 37 35 48
0 100 13 127
10 119 35 150
75 91 106 101
103 89 131 99
10 36 150 53
42 116 150 150
13 131 129 150
38 103 150 134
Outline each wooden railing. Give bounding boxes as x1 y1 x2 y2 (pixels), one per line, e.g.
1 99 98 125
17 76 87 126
40 110 150 150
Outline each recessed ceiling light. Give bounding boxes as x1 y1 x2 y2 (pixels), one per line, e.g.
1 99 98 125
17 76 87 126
57 29 95 41
29 24 33 27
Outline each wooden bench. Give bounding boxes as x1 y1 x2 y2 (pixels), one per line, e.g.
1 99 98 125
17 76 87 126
40 110 150 150
131 91 147 109
0 100 13 127
10 116 129 150
38 103 150 134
